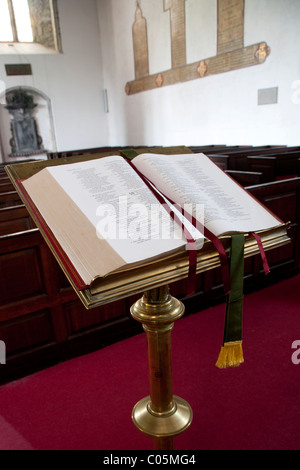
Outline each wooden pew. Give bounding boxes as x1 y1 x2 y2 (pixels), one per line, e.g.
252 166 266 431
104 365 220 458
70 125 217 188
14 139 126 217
0 190 22 208
225 170 263 186
171 177 300 310
200 146 299 172
193 145 281 157
247 153 299 182
246 156 277 182
203 145 290 156
189 145 230 154
0 178 15 193
231 148 300 172
0 227 140 384
248 177 300 272
48 147 119 159
208 149 300 177
1 168 299 383
48 146 147 159
0 205 35 236
207 154 230 170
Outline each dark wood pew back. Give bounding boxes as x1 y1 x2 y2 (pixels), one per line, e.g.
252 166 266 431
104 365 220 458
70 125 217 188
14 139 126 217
0 205 35 236
207 154 230 170
0 191 22 208
0 167 299 384
247 156 277 182
226 170 263 186
0 227 139 384
200 146 300 172
0 179 15 192
247 177 300 270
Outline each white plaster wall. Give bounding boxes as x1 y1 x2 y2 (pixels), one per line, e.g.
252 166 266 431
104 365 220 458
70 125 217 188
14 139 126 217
0 0 298 162
0 0 109 161
97 0 300 147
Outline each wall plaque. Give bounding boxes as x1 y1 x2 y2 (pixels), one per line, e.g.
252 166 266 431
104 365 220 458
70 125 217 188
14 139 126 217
133 1 149 79
164 0 187 68
217 0 244 54
126 0 271 95
5 64 32 76
258 87 278 106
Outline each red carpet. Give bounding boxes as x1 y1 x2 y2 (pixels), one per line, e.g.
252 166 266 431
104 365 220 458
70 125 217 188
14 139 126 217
0 274 299 450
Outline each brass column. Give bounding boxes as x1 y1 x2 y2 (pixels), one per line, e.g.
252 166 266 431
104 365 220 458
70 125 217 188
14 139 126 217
131 285 193 450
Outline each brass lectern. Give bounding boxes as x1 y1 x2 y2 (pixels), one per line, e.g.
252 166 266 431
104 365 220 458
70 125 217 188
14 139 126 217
6 153 290 450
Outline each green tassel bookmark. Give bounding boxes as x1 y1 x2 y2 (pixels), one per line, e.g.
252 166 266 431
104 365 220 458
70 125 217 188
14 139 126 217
216 234 245 369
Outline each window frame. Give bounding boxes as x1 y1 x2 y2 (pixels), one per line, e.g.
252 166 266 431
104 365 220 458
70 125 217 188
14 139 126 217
0 0 62 53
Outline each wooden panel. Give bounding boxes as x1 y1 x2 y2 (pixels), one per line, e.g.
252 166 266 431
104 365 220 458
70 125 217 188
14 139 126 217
226 170 263 186
264 239 295 266
0 170 299 383
64 298 127 335
0 191 22 208
0 180 14 192
217 0 244 54
263 191 297 223
126 42 270 94
0 309 54 354
247 156 276 182
164 0 187 68
0 206 34 236
248 178 300 268
208 154 230 170
0 246 44 303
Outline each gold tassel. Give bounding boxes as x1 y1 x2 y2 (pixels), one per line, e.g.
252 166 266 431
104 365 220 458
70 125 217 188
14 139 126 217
216 341 244 369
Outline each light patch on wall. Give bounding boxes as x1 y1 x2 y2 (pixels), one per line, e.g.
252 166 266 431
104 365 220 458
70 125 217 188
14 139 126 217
258 87 278 105
102 89 109 113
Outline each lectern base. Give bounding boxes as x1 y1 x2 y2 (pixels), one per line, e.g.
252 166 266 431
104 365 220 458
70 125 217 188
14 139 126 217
132 395 193 439
130 285 193 450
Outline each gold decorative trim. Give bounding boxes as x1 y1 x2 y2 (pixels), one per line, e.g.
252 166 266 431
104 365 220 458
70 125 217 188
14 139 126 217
255 42 271 64
155 73 164 87
197 60 208 78
126 42 271 95
126 0 270 95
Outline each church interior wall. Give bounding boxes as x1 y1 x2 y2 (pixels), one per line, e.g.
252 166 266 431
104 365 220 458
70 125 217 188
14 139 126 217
0 0 299 163
97 0 300 147
0 0 109 162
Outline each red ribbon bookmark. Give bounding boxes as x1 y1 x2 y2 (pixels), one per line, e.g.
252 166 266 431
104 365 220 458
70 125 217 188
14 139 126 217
250 232 270 275
124 158 231 296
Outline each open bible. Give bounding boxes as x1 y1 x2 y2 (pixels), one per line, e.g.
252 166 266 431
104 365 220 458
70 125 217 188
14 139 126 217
7 152 287 306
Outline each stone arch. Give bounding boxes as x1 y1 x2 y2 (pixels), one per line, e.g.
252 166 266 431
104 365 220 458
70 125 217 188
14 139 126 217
0 85 56 162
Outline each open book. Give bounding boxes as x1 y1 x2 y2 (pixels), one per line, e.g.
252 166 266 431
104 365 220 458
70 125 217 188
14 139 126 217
18 152 282 291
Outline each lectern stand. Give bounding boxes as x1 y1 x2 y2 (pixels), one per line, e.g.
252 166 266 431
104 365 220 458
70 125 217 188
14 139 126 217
131 285 193 450
5 152 290 451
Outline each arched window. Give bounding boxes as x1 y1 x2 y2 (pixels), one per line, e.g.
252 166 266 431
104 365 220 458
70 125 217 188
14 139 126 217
0 0 62 53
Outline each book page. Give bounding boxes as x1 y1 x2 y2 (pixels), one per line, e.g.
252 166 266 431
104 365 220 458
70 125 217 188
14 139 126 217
22 169 125 285
44 156 188 265
133 153 281 236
